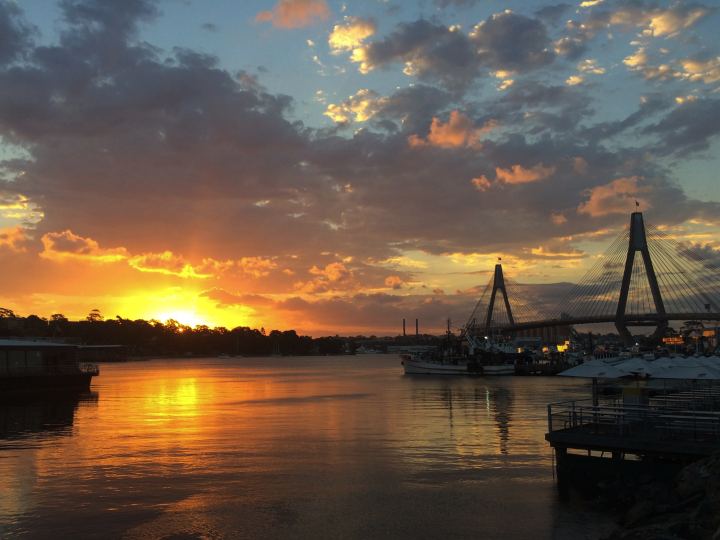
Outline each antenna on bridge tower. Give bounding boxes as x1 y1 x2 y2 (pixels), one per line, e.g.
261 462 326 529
615 211 667 344
485 261 514 333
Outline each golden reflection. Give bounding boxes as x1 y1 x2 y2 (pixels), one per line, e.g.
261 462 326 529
143 377 200 422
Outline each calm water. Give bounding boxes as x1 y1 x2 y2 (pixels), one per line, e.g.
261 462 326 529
0 356 615 539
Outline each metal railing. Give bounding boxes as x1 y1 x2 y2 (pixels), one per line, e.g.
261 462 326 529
1 360 99 377
547 398 720 442
79 362 100 375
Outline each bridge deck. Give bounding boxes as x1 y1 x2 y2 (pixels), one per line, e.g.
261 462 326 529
494 312 720 332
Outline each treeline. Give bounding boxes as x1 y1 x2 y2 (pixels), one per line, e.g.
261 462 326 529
0 309 440 357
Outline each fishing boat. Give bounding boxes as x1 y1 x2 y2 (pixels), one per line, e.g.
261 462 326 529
401 336 521 376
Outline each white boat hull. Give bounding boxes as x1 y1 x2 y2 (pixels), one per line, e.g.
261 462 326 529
401 355 515 376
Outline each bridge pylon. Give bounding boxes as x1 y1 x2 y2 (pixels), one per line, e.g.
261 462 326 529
615 212 667 345
485 263 514 332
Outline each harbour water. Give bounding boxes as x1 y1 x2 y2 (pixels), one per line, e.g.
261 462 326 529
0 355 615 539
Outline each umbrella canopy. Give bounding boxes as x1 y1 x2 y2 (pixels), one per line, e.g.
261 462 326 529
558 360 629 379
651 363 720 380
613 358 657 377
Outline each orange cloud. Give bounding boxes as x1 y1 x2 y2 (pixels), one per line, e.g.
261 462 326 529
495 163 556 185
0 226 30 252
551 212 568 225
256 0 329 29
297 261 357 293
236 256 278 278
384 275 404 289
577 176 651 217
409 111 496 149
40 230 128 263
129 251 213 279
471 176 492 191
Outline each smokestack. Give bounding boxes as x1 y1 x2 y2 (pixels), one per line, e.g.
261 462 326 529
415 318 419 337
402 318 406 337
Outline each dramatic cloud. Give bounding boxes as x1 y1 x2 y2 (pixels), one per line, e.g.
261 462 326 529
0 0 718 333
256 0 329 29
351 11 554 91
470 10 555 71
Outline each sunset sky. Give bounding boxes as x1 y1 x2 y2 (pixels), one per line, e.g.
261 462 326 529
0 0 719 335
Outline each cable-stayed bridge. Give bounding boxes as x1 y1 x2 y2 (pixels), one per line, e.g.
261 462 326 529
465 212 720 344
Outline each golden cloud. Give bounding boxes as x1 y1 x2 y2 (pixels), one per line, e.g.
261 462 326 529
128 251 213 279
408 111 497 149
623 48 648 69
40 230 128 263
324 89 384 123
529 246 586 259
578 59 605 75
565 75 584 86
0 194 44 224
39 229 278 283
608 6 709 38
647 8 707 37
296 261 357 293
236 256 279 278
256 0 329 29
679 57 720 84
328 17 376 53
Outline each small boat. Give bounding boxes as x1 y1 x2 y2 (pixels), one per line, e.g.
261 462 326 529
401 354 515 375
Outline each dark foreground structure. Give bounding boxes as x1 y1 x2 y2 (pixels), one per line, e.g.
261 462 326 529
546 386 720 493
0 340 99 394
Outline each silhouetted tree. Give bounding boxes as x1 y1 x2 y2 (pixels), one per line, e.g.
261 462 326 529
86 309 103 322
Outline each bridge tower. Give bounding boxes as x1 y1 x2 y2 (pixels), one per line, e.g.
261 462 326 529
485 263 514 332
615 212 667 344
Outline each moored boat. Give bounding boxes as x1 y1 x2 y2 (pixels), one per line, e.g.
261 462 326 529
0 340 99 395
401 353 515 375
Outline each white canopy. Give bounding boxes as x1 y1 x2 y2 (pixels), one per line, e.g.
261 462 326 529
558 359 629 379
559 356 720 380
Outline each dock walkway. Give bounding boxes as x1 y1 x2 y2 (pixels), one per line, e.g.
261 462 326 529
546 389 720 489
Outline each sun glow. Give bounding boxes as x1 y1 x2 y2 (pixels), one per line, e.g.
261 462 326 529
114 287 257 329
154 310 207 328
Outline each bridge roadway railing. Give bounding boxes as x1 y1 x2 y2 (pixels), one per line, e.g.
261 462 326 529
547 398 720 443
496 312 720 332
